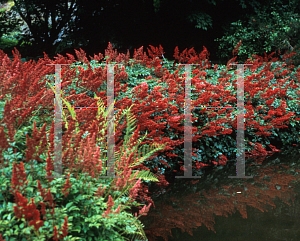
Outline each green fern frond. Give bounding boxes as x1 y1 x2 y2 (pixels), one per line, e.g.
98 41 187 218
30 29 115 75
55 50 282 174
120 217 148 241
114 105 169 170
129 221 148 241
132 169 159 182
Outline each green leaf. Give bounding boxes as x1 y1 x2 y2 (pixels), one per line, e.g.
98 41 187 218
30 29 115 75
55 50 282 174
25 187 34 193
68 206 80 212
72 226 81 233
75 194 82 201
66 202 74 209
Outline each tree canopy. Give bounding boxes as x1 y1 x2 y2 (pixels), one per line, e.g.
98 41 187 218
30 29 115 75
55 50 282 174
1 0 299 62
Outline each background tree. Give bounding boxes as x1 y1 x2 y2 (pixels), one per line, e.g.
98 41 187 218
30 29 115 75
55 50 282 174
215 0 300 64
2 0 299 65
152 0 224 30
0 0 240 61
1 0 86 59
150 0 300 64
0 0 17 37
0 0 26 52
1 0 137 61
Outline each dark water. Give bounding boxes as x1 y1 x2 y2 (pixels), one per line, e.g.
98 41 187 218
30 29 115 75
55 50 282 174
140 147 300 241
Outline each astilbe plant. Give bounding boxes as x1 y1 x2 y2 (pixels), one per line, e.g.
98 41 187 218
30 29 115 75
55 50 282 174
98 42 299 173
10 41 299 181
0 42 300 239
0 107 166 240
0 48 169 240
33 42 298 207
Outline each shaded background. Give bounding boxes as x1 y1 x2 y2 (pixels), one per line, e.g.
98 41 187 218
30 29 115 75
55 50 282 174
0 0 299 65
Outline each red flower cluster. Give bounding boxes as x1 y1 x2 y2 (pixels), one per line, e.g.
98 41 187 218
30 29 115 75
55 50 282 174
53 217 69 241
13 193 44 231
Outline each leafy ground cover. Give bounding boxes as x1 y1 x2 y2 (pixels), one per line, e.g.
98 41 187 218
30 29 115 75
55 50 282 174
0 43 300 240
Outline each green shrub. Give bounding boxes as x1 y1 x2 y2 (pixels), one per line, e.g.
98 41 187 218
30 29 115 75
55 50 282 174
0 162 153 241
214 1 300 63
0 33 20 53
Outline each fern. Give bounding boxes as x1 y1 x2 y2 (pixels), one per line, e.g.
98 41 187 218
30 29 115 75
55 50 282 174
115 107 167 169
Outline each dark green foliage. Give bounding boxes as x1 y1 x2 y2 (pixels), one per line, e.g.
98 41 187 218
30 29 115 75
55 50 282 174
214 0 300 63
